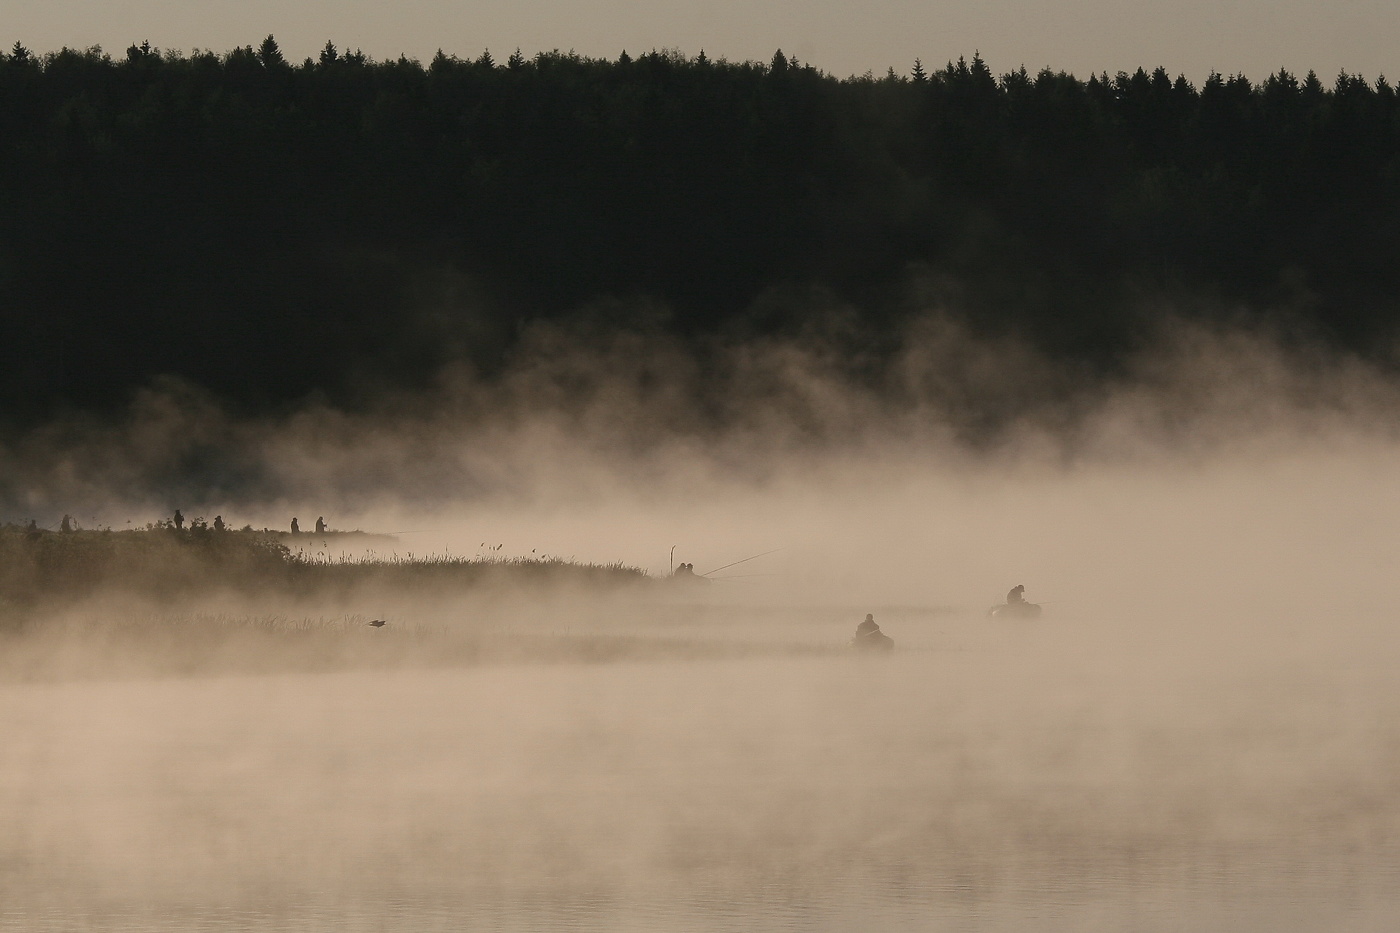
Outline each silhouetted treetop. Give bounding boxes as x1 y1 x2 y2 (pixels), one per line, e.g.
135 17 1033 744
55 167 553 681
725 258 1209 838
258 35 285 69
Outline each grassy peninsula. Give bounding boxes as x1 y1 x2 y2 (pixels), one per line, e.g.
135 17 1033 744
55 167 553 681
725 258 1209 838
0 523 646 617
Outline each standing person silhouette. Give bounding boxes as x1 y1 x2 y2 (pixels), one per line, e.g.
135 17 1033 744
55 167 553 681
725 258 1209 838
173 509 184 530
315 516 325 534
290 517 299 534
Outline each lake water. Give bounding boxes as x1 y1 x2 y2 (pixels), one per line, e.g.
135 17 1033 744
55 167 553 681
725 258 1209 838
3 605 1398 931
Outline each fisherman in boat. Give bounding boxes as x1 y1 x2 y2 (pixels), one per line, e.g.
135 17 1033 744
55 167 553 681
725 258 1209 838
851 613 894 650
990 585 1041 618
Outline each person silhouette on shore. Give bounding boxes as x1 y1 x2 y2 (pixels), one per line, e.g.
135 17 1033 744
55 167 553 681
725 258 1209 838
290 517 300 534
172 509 184 530
315 516 325 534
60 514 73 533
213 515 225 532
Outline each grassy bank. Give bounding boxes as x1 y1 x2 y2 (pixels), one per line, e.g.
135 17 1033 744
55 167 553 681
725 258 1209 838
0 525 646 617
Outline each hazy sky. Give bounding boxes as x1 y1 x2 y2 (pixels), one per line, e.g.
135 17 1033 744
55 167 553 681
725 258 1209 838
4 0 1395 82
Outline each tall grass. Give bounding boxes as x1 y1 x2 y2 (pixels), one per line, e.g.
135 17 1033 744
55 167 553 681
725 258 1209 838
0 525 646 619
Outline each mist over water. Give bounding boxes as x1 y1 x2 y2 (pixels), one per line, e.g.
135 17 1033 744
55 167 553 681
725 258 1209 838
4 320 1400 929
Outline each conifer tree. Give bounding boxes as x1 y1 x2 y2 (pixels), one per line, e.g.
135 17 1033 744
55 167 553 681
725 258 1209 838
257 35 285 69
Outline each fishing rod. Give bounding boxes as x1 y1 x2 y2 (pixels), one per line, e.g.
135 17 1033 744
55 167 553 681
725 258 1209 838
700 548 784 577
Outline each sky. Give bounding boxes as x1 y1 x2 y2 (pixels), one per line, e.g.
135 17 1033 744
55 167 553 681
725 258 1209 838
3 0 1396 83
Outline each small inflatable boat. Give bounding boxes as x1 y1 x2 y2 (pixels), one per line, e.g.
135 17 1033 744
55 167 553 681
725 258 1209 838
987 601 1042 619
850 629 895 650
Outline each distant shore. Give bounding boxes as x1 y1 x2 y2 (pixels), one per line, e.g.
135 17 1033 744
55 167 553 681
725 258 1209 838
0 524 646 618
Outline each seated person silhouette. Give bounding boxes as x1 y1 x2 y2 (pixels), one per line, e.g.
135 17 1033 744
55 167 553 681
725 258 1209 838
990 585 1041 618
851 613 894 650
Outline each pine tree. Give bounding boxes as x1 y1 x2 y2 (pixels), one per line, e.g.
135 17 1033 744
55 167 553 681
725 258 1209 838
257 35 285 69
1303 70 1325 99
969 50 996 94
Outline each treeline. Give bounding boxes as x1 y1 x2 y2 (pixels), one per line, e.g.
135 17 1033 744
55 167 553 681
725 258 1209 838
2 39 1398 420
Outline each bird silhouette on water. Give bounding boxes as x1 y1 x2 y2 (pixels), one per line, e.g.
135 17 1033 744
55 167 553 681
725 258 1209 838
367 619 387 627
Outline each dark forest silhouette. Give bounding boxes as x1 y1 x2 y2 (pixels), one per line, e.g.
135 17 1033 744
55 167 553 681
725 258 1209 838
2 39 1397 422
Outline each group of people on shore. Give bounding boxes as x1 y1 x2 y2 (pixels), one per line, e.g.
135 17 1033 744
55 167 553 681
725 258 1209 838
164 511 328 535
18 511 333 534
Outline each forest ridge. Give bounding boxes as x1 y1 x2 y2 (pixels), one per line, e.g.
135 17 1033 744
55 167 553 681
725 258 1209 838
2 39 1398 421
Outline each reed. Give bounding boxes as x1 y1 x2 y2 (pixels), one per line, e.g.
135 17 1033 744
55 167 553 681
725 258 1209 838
0 524 646 620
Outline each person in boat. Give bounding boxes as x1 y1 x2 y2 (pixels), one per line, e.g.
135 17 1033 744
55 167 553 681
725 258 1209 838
851 613 894 650
990 585 1041 618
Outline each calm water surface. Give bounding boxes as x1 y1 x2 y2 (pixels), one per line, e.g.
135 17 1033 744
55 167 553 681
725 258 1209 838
3 609 1398 931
